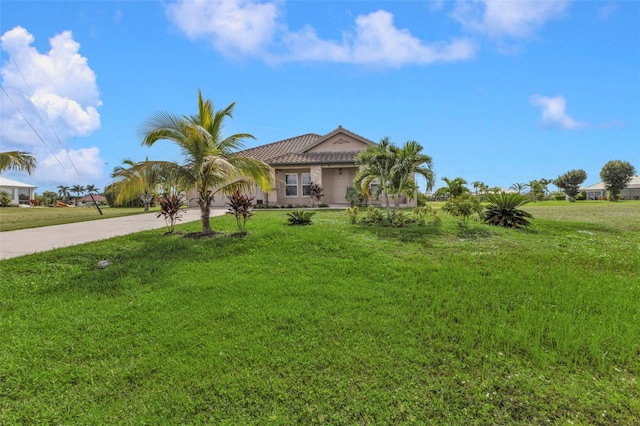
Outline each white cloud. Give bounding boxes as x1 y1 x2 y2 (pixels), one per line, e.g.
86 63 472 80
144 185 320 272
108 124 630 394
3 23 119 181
0 26 102 146
598 2 619 20
166 0 477 67
36 147 105 186
452 0 569 38
530 95 588 130
166 0 280 57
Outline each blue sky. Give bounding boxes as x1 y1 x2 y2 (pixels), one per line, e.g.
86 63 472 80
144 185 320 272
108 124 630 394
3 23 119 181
1 0 638 194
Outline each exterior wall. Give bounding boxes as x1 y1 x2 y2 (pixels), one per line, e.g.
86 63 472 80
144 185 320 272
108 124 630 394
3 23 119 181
0 185 35 205
274 168 313 206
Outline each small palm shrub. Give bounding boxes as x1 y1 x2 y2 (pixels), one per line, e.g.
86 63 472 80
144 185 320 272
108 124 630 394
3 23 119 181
346 206 359 224
226 192 255 232
286 210 315 226
481 193 533 228
156 194 185 233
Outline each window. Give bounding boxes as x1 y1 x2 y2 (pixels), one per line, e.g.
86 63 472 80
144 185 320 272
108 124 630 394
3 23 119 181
369 178 380 196
285 173 298 197
301 173 311 196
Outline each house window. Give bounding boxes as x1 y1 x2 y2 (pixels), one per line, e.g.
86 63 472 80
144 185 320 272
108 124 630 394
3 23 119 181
370 178 380 196
285 173 298 197
301 173 311 196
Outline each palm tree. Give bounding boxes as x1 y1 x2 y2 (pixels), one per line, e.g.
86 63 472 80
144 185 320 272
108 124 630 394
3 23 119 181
139 90 273 235
57 185 71 204
71 185 85 205
354 137 397 217
85 184 103 215
110 158 168 212
388 140 435 208
440 177 469 199
472 181 485 197
0 151 36 174
510 182 526 194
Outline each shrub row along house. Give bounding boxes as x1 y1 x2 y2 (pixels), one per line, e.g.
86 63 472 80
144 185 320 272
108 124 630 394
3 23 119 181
187 126 417 208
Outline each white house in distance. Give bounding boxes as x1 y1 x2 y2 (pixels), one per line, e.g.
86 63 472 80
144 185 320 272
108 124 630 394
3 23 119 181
0 176 37 205
581 175 640 200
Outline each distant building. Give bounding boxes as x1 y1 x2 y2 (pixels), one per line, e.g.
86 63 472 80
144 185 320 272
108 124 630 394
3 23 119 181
0 176 37 205
581 175 640 200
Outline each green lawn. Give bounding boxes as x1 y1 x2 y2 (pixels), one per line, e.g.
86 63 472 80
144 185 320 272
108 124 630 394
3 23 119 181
0 206 158 231
1 204 638 424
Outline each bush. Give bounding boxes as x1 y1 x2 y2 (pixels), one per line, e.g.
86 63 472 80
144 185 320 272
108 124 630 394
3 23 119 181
346 206 359 224
417 193 428 207
481 193 533 228
441 193 481 225
363 206 384 225
286 210 315 226
412 205 433 226
550 191 566 201
0 191 10 207
226 192 255 232
345 187 365 207
575 191 587 201
389 209 409 227
309 183 323 207
156 194 185 233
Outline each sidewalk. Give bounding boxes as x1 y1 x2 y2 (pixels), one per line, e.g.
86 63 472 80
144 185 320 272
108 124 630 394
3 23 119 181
0 208 226 260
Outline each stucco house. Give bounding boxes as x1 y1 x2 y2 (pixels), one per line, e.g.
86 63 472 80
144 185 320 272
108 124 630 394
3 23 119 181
190 126 417 208
581 175 640 200
0 176 37 205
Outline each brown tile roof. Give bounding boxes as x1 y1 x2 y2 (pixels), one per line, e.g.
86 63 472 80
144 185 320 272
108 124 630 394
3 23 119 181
237 126 376 166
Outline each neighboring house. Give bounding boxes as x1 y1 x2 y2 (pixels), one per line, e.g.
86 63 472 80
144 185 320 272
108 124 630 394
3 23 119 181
190 126 417 208
79 194 107 205
581 175 640 200
0 176 37 205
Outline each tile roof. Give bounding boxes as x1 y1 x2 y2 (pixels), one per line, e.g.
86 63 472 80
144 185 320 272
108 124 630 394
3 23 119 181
237 126 376 166
581 175 640 190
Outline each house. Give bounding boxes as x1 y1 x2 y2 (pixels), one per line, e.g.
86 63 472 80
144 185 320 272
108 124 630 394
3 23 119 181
581 175 640 200
0 176 37 205
190 126 417 208
79 194 107 205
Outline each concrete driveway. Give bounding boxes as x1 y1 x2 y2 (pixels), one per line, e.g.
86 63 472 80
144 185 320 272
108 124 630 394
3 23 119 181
0 208 226 260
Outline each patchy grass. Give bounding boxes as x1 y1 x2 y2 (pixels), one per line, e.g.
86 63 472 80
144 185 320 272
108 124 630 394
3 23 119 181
0 206 158 231
0 205 638 424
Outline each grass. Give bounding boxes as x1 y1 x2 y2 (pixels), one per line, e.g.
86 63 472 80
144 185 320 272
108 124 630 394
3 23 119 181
1 203 638 424
0 206 158 231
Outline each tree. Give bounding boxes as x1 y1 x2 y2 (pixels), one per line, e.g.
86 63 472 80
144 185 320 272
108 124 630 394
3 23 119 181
441 193 481 225
71 185 85 205
40 191 59 206
440 177 469 200
525 180 544 202
600 160 636 201
554 169 587 202
354 137 397 217
57 185 71 204
139 90 273 235
388 140 435 208
472 181 486 197
509 182 526 194
110 158 168 212
85 184 104 215
0 151 36 174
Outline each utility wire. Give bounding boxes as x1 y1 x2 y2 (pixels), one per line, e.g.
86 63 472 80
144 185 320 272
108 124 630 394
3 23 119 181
1 87 67 169
9 57 81 175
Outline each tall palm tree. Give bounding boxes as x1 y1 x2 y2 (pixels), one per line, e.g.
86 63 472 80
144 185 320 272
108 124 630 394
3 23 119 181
0 151 36 174
71 185 85 205
388 140 435 207
139 90 273 235
85 184 103 215
110 158 169 212
57 185 71 203
510 182 526 194
354 137 397 217
472 181 485 197
441 177 469 199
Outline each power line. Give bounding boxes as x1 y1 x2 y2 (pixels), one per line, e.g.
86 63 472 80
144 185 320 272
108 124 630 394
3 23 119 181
8 57 81 175
1 87 67 170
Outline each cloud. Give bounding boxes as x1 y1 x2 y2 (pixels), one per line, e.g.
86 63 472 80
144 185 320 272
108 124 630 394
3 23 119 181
452 0 569 38
166 0 279 57
530 95 588 130
598 2 619 20
36 147 105 186
166 0 477 67
0 26 102 146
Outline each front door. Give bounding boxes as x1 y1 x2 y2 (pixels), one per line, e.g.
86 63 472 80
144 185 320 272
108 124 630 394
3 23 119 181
333 169 352 204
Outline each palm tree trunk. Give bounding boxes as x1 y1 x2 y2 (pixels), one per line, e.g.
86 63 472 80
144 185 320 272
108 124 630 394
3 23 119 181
384 192 391 217
199 198 213 235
